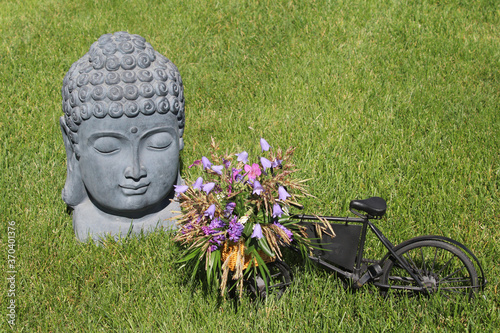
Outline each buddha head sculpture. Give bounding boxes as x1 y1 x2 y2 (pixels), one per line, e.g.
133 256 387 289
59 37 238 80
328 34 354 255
60 32 185 242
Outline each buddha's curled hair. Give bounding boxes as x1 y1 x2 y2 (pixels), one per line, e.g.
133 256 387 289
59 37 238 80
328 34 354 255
62 31 185 144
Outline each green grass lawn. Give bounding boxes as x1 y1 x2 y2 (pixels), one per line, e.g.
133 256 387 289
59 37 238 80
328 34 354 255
1 0 499 331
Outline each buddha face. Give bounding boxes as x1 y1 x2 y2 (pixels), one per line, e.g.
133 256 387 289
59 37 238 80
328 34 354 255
74 112 180 216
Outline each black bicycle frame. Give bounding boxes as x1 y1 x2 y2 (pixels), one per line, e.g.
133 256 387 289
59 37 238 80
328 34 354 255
292 214 426 290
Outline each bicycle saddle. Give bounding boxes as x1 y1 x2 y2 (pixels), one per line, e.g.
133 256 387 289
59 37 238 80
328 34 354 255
349 197 387 217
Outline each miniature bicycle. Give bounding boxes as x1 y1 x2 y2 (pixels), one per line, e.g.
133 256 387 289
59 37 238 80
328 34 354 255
247 197 486 299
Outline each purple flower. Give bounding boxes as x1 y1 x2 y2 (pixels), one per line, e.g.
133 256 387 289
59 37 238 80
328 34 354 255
228 220 244 242
224 202 236 217
244 163 262 180
272 203 283 218
211 232 226 246
223 158 231 169
272 158 282 168
192 177 203 190
202 219 227 252
260 138 271 152
274 221 293 241
174 184 188 195
278 186 291 201
212 165 224 175
181 223 194 234
260 157 272 171
201 226 214 235
204 204 216 219
251 224 263 239
209 217 225 229
252 180 264 195
202 182 215 194
236 151 249 163
202 156 212 170
232 168 243 182
188 160 201 168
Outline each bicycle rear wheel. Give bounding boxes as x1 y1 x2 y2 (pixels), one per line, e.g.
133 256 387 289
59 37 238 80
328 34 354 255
380 239 479 298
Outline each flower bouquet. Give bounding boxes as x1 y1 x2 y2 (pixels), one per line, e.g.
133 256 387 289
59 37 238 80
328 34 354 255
173 138 321 297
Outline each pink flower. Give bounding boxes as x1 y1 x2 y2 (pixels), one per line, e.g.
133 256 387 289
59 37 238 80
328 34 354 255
188 160 201 168
244 163 261 180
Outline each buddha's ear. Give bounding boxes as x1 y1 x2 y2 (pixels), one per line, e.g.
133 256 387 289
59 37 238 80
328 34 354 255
60 117 87 207
178 128 184 151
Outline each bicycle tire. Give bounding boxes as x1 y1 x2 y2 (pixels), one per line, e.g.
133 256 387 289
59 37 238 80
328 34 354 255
380 239 479 298
245 260 293 300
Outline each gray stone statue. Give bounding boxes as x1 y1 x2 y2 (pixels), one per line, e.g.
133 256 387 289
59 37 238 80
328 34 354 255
60 32 184 242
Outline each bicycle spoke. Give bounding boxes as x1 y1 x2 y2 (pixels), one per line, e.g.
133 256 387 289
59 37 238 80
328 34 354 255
245 261 292 299
440 265 466 282
403 252 424 280
430 246 438 272
439 277 472 284
435 255 454 277
420 247 426 274
381 240 478 299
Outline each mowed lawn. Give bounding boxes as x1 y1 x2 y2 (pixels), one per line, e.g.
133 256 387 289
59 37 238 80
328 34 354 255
0 0 499 331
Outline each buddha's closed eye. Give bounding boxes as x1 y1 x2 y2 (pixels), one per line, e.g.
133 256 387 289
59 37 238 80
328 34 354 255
93 137 121 154
147 132 173 150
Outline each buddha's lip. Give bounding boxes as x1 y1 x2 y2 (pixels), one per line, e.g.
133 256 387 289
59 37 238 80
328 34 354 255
119 183 150 190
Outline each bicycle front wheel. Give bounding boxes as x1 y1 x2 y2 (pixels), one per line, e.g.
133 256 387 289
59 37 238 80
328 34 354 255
380 239 479 298
245 260 293 300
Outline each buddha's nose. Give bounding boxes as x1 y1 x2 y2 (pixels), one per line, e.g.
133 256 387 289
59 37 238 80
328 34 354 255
124 150 147 181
